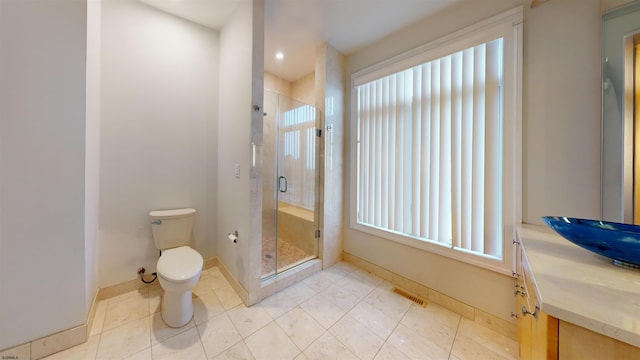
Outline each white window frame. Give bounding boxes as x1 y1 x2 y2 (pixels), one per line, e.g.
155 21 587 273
349 7 522 275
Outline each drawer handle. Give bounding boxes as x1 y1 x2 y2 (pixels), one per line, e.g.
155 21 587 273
521 303 540 318
513 284 526 296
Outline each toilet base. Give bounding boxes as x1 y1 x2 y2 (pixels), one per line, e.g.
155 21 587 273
161 289 194 328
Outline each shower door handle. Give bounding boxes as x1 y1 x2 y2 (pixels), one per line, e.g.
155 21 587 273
278 176 288 193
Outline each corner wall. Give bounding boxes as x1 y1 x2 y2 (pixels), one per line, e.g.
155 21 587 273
0 0 88 349
86 0 101 318
217 0 258 293
345 0 601 321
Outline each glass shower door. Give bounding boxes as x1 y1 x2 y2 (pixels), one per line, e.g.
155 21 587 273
276 97 320 272
262 91 320 278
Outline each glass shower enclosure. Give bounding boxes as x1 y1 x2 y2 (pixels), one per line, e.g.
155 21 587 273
262 90 321 278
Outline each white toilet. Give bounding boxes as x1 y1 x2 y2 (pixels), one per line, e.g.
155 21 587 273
149 208 202 328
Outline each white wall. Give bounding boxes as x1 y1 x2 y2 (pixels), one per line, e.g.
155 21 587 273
86 0 101 317
217 1 255 290
99 0 220 287
0 0 88 349
345 0 601 320
523 0 601 224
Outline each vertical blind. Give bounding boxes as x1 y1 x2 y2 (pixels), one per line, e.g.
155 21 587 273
280 104 317 211
356 38 504 260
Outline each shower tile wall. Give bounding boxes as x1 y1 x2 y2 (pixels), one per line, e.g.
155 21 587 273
265 72 292 96
291 73 315 106
316 43 346 269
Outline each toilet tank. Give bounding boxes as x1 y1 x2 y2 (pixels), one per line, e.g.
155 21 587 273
149 208 196 250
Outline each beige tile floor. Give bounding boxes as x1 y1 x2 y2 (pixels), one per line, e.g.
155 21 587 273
45 262 518 360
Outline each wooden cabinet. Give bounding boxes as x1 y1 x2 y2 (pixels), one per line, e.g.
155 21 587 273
515 277 533 359
514 239 558 360
531 309 558 359
515 225 640 359
559 321 640 360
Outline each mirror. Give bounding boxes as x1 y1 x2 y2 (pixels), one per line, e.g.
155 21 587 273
602 1 640 223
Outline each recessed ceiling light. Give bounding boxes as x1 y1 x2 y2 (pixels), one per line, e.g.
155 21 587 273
275 51 284 60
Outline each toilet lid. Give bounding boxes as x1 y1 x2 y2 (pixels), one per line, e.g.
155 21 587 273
157 246 203 282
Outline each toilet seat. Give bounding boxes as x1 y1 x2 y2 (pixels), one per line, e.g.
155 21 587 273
157 246 203 282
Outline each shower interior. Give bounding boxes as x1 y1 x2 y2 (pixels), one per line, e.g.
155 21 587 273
262 90 321 278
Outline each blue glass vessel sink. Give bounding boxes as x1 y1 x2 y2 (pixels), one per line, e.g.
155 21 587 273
542 216 640 269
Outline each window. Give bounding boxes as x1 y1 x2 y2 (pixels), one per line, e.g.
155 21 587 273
350 7 522 274
280 104 317 211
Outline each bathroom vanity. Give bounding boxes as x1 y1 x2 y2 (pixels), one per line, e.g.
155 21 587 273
514 224 640 359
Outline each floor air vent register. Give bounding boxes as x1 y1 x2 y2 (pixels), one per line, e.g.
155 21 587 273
392 287 427 307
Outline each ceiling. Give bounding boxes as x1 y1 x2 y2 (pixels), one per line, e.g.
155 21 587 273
139 0 244 29
140 0 464 82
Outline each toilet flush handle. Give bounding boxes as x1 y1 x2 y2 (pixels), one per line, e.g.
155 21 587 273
151 220 162 225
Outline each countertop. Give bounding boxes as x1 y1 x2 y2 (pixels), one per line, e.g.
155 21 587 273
516 224 640 348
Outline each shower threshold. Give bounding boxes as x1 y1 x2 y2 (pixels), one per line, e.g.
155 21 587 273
261 255 317 280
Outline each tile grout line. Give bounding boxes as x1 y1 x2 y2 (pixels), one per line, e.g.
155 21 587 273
447 314 463 359
147 292 153 360
291 306 328 356
91 298 109 360
302 271 358 359
326 278 391 360
371 294 415 360
192 316 209 360
270 310 308 358
90 299 107 360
